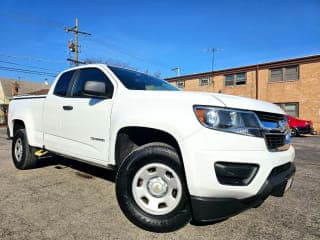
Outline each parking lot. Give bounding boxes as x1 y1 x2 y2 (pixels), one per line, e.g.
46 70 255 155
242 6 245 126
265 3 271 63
0 128 319 240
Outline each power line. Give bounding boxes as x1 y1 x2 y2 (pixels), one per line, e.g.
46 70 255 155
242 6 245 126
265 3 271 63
0 65 57 77
83 36 171 71
5 8 149 68
66 58 86 65
64 20 170 71
1 9 172 73
0 10 63 30
0 60 59 73
0 66 57 77
0 53 66 64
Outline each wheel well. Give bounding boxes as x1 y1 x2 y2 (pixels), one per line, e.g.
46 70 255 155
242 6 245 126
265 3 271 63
13 120 25 135
115 127 182 167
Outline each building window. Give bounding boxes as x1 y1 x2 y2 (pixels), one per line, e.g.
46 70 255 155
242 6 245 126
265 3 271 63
176 80 185 88
225 75 234 86
199 77 210 86
235 73 246 85
275 102 299 117
270 65 299 82
225 73 246 86
270 68 283 81
285 66 299 80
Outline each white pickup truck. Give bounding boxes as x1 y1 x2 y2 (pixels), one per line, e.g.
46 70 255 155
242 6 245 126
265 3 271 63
7 64 295 232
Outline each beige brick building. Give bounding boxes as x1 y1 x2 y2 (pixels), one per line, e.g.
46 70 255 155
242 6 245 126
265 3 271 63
166 55 320 132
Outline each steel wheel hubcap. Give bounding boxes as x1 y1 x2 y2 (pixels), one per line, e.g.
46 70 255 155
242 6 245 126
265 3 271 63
147 177 168 197
132 163 182 215
14 138 23 162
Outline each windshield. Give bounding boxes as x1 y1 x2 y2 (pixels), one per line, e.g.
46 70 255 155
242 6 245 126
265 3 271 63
109 66 179 91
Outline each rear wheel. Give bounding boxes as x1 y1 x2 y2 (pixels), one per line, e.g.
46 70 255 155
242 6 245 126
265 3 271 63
12 129 38 169
115 142 191 232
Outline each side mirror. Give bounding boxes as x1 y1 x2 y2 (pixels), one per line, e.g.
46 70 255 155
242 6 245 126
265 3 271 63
83 81 106 97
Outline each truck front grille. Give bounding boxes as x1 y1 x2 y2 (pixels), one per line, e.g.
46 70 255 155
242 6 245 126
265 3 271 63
255 111 288 151
265 134 286 150
255 111 284 122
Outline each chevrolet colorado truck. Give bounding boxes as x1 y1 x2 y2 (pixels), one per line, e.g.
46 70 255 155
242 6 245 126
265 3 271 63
7 64 295 232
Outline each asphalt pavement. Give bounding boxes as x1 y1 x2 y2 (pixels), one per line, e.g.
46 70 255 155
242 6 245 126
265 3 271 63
0 128 319 240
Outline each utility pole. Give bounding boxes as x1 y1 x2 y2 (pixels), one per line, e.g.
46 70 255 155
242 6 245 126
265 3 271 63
64 18 91 66
171 67 180 77
206 48 223 72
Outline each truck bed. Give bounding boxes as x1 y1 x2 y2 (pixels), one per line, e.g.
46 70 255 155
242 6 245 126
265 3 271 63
8 95 47 148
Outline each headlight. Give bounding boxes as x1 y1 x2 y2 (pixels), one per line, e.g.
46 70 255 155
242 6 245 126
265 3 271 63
194 106 263 137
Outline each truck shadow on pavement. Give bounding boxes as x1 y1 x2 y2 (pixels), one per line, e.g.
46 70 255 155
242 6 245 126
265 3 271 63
31 154 227 227
37 155 116 183
37 155 228 227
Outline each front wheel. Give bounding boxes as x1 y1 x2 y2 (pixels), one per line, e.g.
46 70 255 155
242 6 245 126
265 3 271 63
115 142 191 232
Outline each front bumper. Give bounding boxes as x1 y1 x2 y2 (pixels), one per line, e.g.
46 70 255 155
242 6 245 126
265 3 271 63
191 162 296 222
181 127 295 198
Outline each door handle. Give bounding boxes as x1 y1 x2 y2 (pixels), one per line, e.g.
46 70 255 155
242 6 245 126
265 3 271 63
62 105 73 111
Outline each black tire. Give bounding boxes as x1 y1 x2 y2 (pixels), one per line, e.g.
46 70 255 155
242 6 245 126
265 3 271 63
115 142 191 232
291 128 298 137
12 128 38 170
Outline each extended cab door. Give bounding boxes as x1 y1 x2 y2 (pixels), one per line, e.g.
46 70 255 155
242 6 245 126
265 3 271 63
44 70 76 152
44 67 115 163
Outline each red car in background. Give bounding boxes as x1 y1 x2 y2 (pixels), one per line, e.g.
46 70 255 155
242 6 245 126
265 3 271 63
286 115 317 137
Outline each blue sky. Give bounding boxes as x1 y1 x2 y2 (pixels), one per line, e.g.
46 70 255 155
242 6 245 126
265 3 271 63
0 0 319 83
